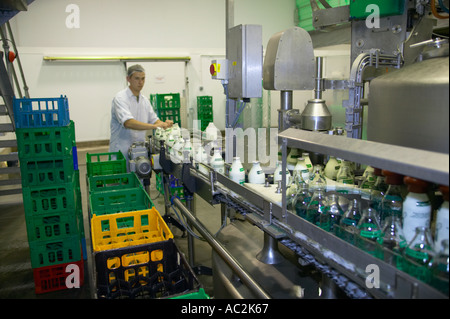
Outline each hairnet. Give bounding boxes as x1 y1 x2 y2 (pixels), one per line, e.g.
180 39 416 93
127 64 145 77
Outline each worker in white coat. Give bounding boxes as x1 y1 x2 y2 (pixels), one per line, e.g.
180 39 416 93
109 64 173 169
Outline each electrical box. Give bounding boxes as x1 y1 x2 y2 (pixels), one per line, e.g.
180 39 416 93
210 59 228 80
349 0 405 20
227 24 263 100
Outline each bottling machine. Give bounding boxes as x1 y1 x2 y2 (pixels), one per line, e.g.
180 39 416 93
150 0 449 299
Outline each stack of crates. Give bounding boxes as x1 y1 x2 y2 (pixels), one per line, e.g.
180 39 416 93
13 96 85 294
85 152 199 298
150 93 181 125
197 96 213 131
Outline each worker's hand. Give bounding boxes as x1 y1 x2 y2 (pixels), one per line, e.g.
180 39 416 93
158 122 169 129
165 120 174 128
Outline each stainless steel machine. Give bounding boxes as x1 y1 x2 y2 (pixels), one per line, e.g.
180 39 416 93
152 0 449 299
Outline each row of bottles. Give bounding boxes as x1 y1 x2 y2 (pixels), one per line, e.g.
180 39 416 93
155 126 448 295
154 122 219 143
214 142 448 294
154 123 227 174
156 129 448 257
288 162 448 294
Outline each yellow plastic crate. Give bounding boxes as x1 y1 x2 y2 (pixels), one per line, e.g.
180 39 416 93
91 208 173 252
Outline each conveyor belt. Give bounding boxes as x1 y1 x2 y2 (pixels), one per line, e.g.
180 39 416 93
213 193 372 299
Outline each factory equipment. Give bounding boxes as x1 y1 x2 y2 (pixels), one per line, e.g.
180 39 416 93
262 26 315 132
128 141 152 191
299 57 332 132
151 0 449 299
367 38 449 154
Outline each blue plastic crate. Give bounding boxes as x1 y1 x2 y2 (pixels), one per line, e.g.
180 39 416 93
13 95 70 128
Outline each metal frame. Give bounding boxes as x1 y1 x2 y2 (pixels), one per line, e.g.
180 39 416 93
278 128 449 186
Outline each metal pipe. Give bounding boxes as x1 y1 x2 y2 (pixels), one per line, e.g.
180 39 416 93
314 57 324 100
344 51 400 139
43 56 191 62
185 195 196 267
280 90 292 112
172 197 271 299
6 22 29 98
279 90 293 131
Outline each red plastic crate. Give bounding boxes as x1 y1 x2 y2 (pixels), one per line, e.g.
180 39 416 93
33 259 84 294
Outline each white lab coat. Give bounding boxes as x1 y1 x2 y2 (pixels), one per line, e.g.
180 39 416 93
109 87 159 168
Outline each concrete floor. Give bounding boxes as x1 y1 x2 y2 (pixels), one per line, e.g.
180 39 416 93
0 145 219 299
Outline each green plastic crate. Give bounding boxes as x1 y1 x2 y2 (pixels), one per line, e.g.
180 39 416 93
169 288 210 299
198 108 213 116
22 178 80 218
19 155 76 187
86 151 127 177
16 121 76 159
197 96 212 107
296 0 350 31
197 96 213 131
349 0 404 19
88 172 141 194
25 184 84 243
26 210 84 243
28 234 82 268
157 108 181 125
151 93 181 110
89 186 154 218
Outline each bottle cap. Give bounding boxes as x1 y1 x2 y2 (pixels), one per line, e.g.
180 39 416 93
382 170 403 185
439 185 449 201
403 176 429 193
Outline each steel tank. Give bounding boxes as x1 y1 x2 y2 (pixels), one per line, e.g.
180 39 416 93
367 51 449 154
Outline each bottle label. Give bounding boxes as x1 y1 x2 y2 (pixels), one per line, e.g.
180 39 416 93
416 200 431 207
403 199 431 242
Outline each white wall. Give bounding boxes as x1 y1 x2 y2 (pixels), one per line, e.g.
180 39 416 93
9 0 352 143
8 0 297 142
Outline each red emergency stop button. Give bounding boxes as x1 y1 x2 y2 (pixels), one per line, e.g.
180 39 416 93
210 63 217 76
